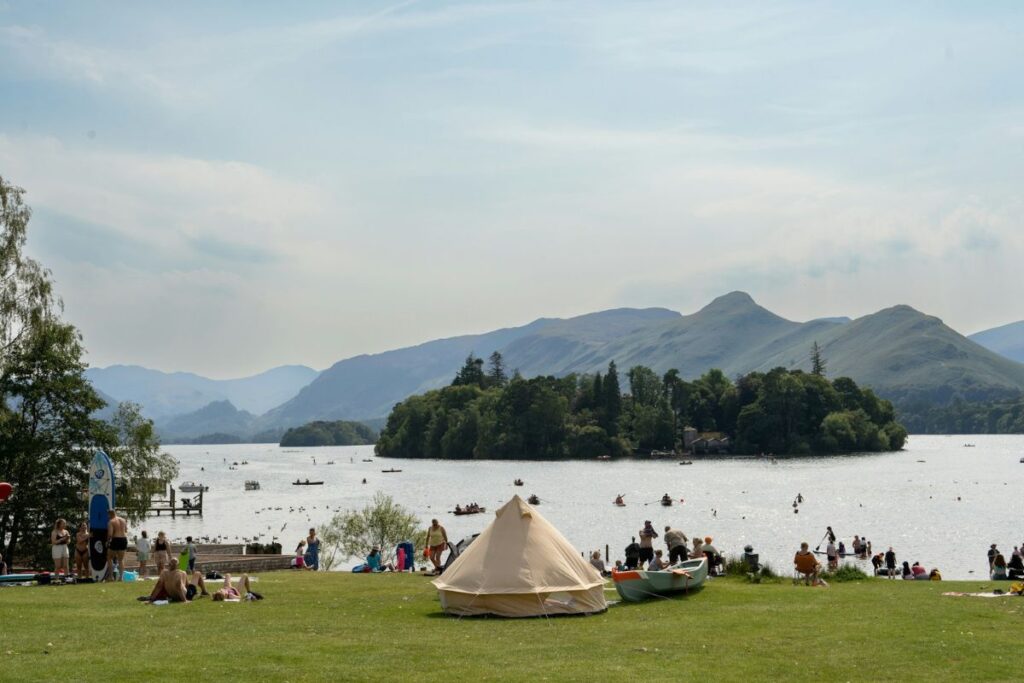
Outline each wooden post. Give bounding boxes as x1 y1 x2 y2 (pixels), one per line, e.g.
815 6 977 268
198 489 203 517
605 544 609 562
171 487 176 519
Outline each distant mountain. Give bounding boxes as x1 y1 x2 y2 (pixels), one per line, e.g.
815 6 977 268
969 321 1024 364
86 364 319 419
99 293 1024 439
155 400 256 441
258 308 679 431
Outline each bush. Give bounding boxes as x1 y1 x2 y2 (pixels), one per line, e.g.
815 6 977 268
723 555 779 583
245 542 282 555
824 564 869 582
320 492 426 570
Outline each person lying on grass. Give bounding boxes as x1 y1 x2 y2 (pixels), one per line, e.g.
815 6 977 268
211 573 262 601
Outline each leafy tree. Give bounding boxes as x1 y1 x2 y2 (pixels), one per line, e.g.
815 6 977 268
320 492 425 569
810 341 827 376
627 365 662 408
451 354 485 388
0 178 179 562
107 402 179 523
1 176 56 363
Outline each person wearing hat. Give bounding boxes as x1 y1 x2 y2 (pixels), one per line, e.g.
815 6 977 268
366 545 394 572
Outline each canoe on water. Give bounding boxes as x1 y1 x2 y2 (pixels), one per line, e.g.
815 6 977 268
612 557 708 602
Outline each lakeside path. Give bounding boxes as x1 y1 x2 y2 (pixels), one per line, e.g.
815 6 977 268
2 573 1022 681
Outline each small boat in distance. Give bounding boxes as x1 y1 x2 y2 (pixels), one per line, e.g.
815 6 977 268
614 494 626 507
452 505 486 516
596 455 611 461
513 479 524 486
678 460 693 465
1019 456 1024 463
381 468 402 473
527 494 540 505
178 481 209 493
292 479 324 486
362 459 374 462
244 480 260 491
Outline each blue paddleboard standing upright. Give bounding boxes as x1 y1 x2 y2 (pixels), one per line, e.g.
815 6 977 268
88 451 115 581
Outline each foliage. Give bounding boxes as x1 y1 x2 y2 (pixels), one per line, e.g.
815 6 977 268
378 357 907 458
107 402 179 524
898 395 1024 434
320 492 424 570
810 341 827 377
279 420 377 447
824 564 871 582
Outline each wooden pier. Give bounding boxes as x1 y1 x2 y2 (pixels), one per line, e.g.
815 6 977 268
144 487 204 518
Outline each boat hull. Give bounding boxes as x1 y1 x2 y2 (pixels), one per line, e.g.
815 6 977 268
612 557 708 602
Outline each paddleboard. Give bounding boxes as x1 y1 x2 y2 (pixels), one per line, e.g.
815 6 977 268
88 450 115 581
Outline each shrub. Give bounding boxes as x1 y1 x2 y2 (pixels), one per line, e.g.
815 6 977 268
825 564 869 582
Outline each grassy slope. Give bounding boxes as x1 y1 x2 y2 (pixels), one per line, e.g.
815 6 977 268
2 573 1022 682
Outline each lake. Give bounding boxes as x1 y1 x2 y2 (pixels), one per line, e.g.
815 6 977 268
155 435 1023 579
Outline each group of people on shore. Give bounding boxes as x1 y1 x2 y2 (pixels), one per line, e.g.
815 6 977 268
987 543 1024 580
612 520 723 574
290 529 321 570
139 556 262 604
46 513 187 581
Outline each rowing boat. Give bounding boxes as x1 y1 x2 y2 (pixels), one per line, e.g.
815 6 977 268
612 557 708 602
292 480 324 486
452 507 486 516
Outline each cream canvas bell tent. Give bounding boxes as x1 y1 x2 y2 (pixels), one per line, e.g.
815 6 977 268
432 495 607 617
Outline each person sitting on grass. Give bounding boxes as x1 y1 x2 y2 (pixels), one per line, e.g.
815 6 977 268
366 545 395 572
911 561 927 578
794 542 826 586
702 536 722 575
991 554 1008 580
901 561 914 580
929 568 942 581
590 551 609 576
1007 552 1024 580
142 558 210 603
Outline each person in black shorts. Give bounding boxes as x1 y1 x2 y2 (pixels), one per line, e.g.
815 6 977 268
624 537 641 569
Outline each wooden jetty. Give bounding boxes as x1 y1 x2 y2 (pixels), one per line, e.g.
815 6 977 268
144 486 204 518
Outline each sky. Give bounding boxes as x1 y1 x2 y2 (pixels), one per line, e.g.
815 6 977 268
1 1 1022 378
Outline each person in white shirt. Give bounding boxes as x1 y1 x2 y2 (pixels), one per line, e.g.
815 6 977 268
136 531 152 578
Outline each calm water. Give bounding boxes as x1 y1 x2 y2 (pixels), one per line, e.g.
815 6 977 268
154 435 1024 580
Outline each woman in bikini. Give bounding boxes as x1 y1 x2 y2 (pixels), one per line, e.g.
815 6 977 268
211 573 253 601
153 531 172 575
74 521 90 577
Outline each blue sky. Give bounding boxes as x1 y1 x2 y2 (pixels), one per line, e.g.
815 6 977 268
1 1 1022 377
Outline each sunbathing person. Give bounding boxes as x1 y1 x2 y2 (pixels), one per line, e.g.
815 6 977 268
142 558 215 603
211 573 255 601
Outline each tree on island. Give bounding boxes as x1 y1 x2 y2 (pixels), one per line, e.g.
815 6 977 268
811 341 827 377
0 176 176 564
487 351 507 388
452 353 486 388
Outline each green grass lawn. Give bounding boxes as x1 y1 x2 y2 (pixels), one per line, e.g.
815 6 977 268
1 572 1022 682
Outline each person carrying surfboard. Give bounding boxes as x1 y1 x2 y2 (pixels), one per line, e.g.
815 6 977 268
107 510 129 581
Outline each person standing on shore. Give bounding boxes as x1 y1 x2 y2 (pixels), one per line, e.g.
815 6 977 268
884 547 897 579
987 544 999 574
426 519 448 574
135 531 151 578
624 537 641 569
74 522 90 577
153 531 172 575
50 518 71 575
638 521 658 568
107 510 129 581
305 528 320 571
664 526 688 564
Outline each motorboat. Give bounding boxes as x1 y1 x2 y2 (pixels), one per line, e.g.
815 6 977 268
178 481 208 493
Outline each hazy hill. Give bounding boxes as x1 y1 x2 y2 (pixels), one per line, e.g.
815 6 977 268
101 293 1024 440
969 321 1024 364
258 308 679 431
155 400 256 441
86 364 318 418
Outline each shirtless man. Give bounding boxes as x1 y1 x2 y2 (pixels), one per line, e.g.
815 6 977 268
107 510 129 581
144 558 210 603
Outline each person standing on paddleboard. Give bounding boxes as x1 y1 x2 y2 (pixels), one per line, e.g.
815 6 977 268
107 510 129 581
